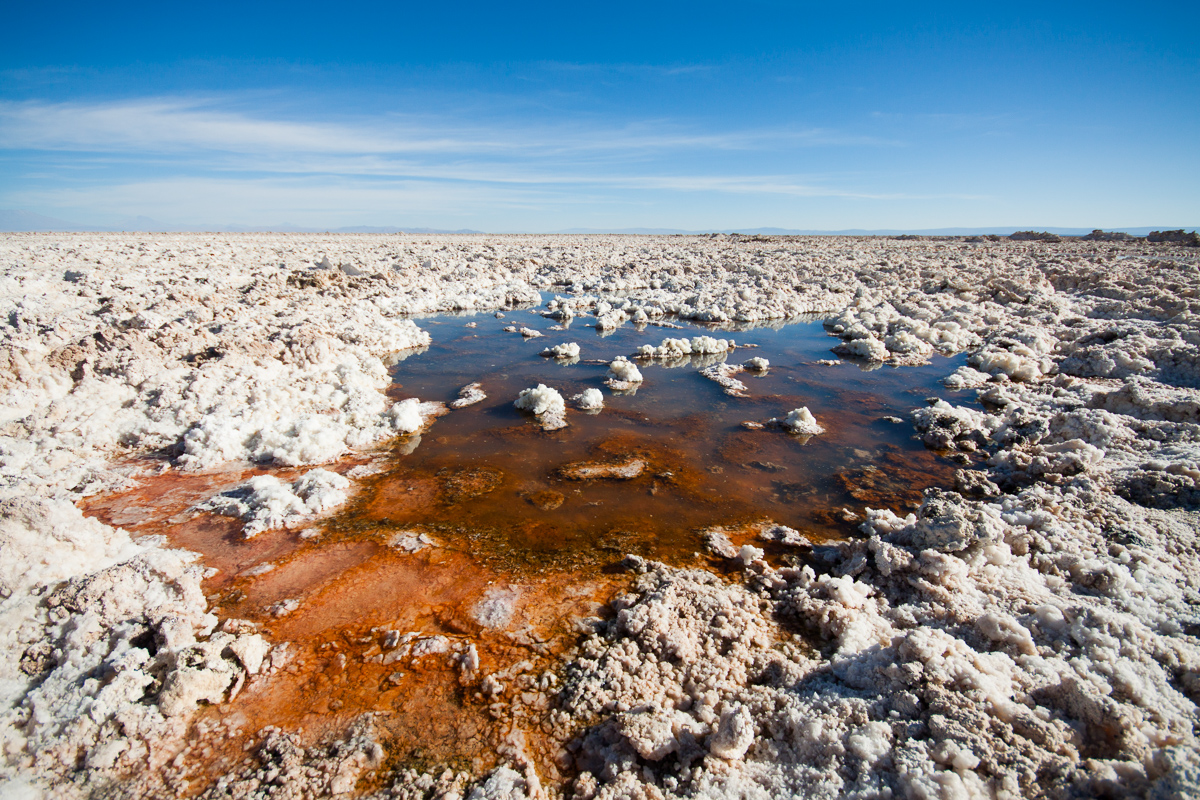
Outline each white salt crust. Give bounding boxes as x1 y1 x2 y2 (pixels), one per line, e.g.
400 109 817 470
781 406 825 434
194 467 351 538
699 363 748 396
1 233 1199 798
514 384 568 431
541 342 581 360
451 382 488 409
606 356 643 384
573 388 605 411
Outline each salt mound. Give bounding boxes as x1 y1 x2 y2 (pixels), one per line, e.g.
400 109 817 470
637 336 734 360
541 342 581 359
780 407 824 434
514 384 567 430
196 467 351 537
388 397 424 433
514 384 565 417
0 497 267 789
573 388 604 410
607 356 643 383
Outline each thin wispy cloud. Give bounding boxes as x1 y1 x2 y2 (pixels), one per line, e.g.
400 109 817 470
16 146 948 201
0 98 894 158
0 96 927 226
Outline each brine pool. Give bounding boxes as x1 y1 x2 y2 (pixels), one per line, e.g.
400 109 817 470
81 303 979 789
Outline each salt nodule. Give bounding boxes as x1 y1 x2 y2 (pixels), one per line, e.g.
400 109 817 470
514 384 568 430
572 387 605 411
779 406 825 435
540 342 581 360
605 355 643 390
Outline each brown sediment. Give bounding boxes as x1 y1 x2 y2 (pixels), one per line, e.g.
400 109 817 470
832 445 958 510
436 465 506 502
79 463 258 531
526 490 565 510
82 458 623 794
73 341 971 795
191 545 620 793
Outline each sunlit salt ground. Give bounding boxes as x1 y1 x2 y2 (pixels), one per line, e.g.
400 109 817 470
82 300 978 784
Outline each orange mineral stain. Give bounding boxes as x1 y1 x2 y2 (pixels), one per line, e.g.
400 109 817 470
75 314 981 793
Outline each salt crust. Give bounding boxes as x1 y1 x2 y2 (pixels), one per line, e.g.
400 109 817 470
194 467 351 538
514 384 567 431
2 234 1200 797
699 363 748 396
573 388 605 411
451 382 488 409
780 406 825 434
541 342 580 360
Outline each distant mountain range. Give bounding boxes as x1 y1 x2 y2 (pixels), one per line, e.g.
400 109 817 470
1 210 1194 237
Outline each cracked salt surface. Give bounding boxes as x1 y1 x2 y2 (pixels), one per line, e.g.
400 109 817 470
4 234 1200 800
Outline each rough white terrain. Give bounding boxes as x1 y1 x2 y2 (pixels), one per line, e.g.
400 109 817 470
1 233 1198 799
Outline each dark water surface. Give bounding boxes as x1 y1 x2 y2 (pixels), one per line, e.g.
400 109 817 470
338 304 970 571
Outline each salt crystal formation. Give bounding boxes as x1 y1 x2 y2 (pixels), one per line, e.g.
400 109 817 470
540 341 581 360
780 406 825 435
195 467 351 537
573 387 605 411
514 384 568 430
605 355 643 391
2 233 1199 798
607 355 643 383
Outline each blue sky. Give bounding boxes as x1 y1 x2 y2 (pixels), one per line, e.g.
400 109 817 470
2 1 1197 231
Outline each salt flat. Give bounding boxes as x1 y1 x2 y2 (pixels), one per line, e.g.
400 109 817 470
1 232 1198 799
